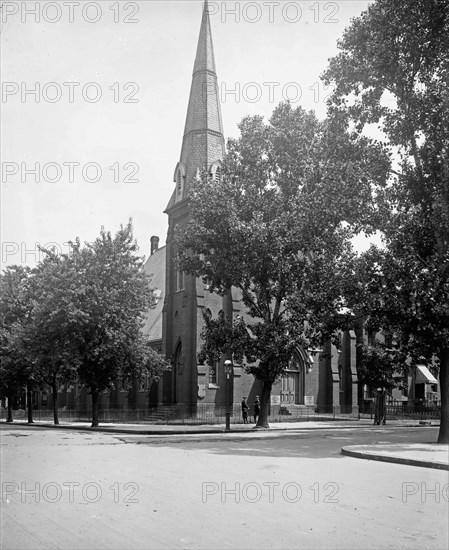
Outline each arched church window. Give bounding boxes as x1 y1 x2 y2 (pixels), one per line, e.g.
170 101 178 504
174 343 182 371
210 161 222 183
176 268 185 291
338 365 343 391
176 170 184 199
173 163 186 202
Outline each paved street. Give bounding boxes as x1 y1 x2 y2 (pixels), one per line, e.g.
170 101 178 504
1 424 448 549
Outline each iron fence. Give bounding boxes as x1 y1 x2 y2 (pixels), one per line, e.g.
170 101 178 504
385 400 441 421
1 404 359 424
1 401 440 425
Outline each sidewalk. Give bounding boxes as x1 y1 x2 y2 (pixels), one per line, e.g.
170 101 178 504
8 418 375 435
342 443 449 471
6 417 431 436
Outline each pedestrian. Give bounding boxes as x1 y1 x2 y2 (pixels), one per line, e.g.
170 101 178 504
374 387 386 426
241 397 249 424
254 395 260 424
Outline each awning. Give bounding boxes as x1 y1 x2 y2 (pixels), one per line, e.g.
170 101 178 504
415 365 438 384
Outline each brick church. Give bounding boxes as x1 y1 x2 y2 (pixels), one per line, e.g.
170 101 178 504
141 1 361 418
8 2 439 421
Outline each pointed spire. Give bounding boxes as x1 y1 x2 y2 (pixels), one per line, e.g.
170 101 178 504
168 1 225 207
193 0 216 74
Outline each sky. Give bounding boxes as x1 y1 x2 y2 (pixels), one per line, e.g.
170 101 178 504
1 0 373 267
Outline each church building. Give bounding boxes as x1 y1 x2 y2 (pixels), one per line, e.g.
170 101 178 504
142 1 360 419
5 3 440 423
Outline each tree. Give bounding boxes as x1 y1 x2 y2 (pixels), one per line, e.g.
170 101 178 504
178 103 388 427
0 266 36 423
358 340 408 425
323 0 449 442
68 222 169 427
24 250 82 424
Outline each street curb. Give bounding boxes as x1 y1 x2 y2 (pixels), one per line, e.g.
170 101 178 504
6 422 230 435
5 421 435 437
341 447 449 471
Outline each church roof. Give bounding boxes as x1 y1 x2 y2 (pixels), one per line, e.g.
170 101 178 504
142 246 166 341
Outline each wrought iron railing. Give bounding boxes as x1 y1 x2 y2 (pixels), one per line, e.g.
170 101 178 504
1 404 360 424
1 400 440 424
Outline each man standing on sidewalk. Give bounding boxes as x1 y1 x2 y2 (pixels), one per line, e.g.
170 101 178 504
241 397 249 424
253 396 260 424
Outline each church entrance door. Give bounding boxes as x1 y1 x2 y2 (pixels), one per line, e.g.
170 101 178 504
281 372 300 404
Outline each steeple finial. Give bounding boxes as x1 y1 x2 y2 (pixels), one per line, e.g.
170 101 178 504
193 0 216 74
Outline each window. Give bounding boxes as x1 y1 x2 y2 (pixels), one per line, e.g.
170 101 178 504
175 165 185 202
210 162 222 183
209 363 218 386
338 365 343 391
176 269 185 291
177 170 182 197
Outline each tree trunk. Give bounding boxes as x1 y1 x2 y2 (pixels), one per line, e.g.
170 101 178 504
52 379 59 425
6 394 13 422
437 348 448 444
256 380 272 428
91 389 99 427
27 385 34 424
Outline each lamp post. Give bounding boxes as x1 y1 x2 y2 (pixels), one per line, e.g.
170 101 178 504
224 359 233 431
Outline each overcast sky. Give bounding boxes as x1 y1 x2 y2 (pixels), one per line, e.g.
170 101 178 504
1 0 372 267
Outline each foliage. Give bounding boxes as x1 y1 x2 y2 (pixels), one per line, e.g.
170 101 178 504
323 0 449 441
0 222 170 426
177 102 387 426
0 266 36 406
66 222 169 425
358 341 407 393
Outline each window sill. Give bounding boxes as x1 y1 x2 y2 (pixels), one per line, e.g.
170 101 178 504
208 384 220 390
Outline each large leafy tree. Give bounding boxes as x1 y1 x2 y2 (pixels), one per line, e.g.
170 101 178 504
24 251 83 425
69 222 169 427
323 0 449 442
178 103 388 427
1 223 169 428
0 266 36 423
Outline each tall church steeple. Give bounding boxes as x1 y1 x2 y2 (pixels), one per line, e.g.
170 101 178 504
170 0 225 205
